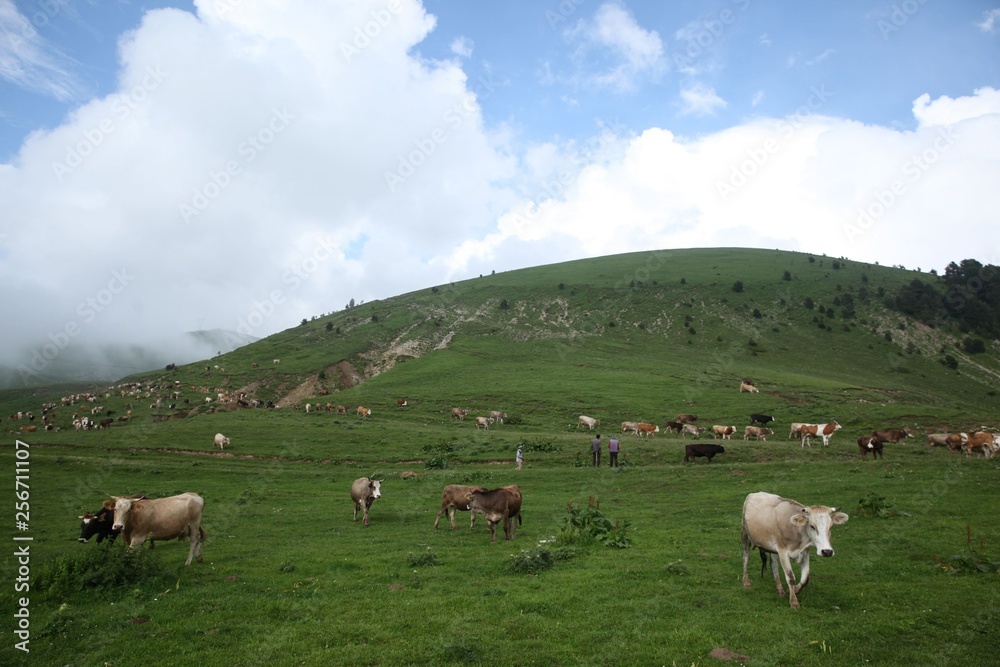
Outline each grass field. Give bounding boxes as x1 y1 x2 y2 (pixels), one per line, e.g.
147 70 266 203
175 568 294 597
2 248 998 666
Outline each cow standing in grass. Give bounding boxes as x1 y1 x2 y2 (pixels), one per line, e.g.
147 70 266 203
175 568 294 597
351 477 382 526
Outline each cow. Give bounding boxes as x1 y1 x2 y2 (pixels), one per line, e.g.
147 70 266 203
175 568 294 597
433 484 487 530
858 436 883 460
636 422 659 437
740 380 759 393
712 425 736 440
750 413 775 427
741 491 849 608
578 415 600 430
676 414 698 424
79 494 148 546
305 403 312 413
98 418 114 429
744 426 774 441
682 424 705 438
475 416 493 430
926 433 967 449
962 431 996 459
451 408 468 421
466 485 522 543
397 398 408 407
621 421 639 435
273 358 281 364
788 422 808 441
490 411 508 424
111 493 205 566
664 421 684 434
870 428 912 444
350 477 382 526
684 444 725 463
357 406 371 418
213 433 230 450
800 421 841 447
336 405 348 414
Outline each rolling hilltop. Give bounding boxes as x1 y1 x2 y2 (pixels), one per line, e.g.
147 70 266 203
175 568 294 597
5 247 997 436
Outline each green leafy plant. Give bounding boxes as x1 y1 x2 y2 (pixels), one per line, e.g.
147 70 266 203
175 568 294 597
34 543 173 600
934 525 1000 575
408 550 440 567
558 497 631 548
856 492 897 518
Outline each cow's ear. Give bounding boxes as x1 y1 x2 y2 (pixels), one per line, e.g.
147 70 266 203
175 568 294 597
790 513 809 527
102 499 116 510
832 511 849 524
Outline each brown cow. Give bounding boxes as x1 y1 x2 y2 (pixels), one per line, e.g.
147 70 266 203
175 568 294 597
636 422 659 437
926 433 967 449
451 408 468 421
744 426 774 441
357 406 371 418
799 421 841 447
664 421 684 434
474 416 493 430
676 414 698 424
858 436 883 460
962 431 997 459
467 485 522 543
870 427 912 444
397 398 408 407
111 493 205 566
433 484 487 530
739 380 759 393
712 425 736 440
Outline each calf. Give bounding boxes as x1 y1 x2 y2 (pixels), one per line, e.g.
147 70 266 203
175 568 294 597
858 436 883 460
350 477 382 526
578 415 600 430
740 380 759 393
682 424 705 438
684 444 725 463
636 422 659 437
712 425 736 440
467 485 522 543
357 406 371 418
741 491 849 608
750 413 775 427
475 416 493 430
213 432 230 450
664 421 684 434
433 484 487 530
744 426 774 441
621 421 639 435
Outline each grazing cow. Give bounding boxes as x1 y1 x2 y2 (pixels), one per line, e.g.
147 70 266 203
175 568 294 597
273 359 281 364
621 421 639 435
962 431 996 459
741 491 849 608
750 413 775 427
684 444 725 463
664 421 684 434
740 380 759 393
305 403 312 413
744 426 774 441
213 433 230 450
98 418 114 429
636 422 659 437
578 415 600 430
926 433 967 449
800 421 841 447
397 398 408 407
466 485 522 543
788 422 808 441
112 493 205 566
336 405 348 414
21 425 37 433
870 428 912 444
79 494 148 545
357 406 371 418
475 416 493 430
451 408 468 421
676 414 698 424
490 411 508 424
858 436 883 460
433 484 487 530
682 424 705 438
712 425 737 440
350 477 382 526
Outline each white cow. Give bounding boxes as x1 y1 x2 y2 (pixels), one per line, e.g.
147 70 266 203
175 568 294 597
350 477 382 526
112 493 206 566
214 433 230 450
741 491 849 608
578 415 600 430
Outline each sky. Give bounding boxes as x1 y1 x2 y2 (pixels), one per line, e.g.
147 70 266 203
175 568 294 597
1 0 999 374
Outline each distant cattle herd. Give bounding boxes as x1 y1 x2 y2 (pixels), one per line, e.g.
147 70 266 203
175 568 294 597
7 372 996 608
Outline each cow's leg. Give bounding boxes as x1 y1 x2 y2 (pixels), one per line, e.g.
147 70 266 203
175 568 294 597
469 509 477 529
353 500 360 522
741 528 753 588
487 520 497 543
777 551 799 607
795 553 811 594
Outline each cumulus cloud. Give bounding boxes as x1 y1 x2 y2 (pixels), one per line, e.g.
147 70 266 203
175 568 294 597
912 86 1000 126
977 8 1000 32
564 1 666 91
678 83 727 116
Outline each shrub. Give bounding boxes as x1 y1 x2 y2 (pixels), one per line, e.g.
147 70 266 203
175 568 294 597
732 280 744 293
506 547 554 575
783 270 792 281
941 355 959 370
424 457 449 469
407 550 440 567
962 337 986 354
35 544 174 600
558 497 631 548
856 492 897 519
934 526 1000 575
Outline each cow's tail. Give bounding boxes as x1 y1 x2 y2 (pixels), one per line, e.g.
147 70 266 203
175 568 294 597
517 513 523 526
198 526 207 542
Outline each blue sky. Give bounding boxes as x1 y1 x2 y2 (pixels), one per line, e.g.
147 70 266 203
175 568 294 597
1 0 999 369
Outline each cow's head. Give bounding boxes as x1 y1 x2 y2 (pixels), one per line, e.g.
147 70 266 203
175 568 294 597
790 506 849 557
78 512 98 543
110 496 136 532
368 479 382 499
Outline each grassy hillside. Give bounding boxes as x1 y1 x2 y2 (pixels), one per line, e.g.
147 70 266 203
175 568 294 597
2 248 999 666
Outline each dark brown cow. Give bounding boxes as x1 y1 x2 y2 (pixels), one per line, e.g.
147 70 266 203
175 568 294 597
433 484 487 530
664 421 684 434
112 493 205 566
467 485 522 543
676 414 698 424
870 428 912 444
684 444 725 463
858 436 883 460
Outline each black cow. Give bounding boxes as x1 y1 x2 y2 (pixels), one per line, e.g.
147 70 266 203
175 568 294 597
858 436 884 460
749 413 775 427
78 501 119 544
684 444 725 463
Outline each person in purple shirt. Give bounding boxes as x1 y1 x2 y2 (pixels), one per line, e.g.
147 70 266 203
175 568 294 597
608 435 620 468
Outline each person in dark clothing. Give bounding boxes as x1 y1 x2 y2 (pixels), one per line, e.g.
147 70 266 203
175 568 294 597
591 434 602 467
608 435 620 467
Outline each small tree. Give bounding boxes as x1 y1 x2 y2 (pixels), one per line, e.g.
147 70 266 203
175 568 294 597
783 270 792 281
732 280 744 293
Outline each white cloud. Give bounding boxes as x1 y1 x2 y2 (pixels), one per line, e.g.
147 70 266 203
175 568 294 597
0 0 83 101
565 2 665 91
751 90 764 106
977 8 1000 32
450 36 473 58
678 83 727 116
912 87 1000 126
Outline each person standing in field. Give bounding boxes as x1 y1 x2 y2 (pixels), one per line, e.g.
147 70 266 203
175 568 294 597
608 435 620 468
591 434 602 467
516 444 524 471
